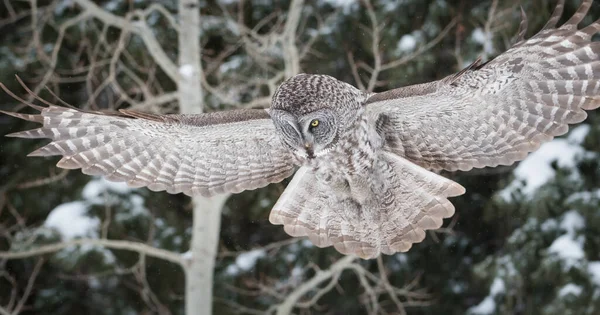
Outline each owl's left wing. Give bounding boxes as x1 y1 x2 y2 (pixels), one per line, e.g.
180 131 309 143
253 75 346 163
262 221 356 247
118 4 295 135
2 105 295 196
367 0 600 172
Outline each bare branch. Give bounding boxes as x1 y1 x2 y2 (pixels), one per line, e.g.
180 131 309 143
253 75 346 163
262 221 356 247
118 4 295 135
362 0 382 92
274 255 356 314
381 18 457 71
10 259 45 315
16 169 69 190
0 239 184 267
72 0 180 82
347 50 366 91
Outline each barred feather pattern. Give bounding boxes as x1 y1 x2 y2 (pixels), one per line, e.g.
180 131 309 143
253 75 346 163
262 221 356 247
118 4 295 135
367 0 600 171
2 107 295 197
270 153 465 259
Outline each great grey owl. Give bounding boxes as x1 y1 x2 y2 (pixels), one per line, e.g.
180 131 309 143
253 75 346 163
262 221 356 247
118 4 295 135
2 0 600 259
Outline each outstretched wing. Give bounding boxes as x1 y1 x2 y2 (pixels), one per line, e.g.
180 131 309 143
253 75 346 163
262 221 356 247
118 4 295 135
367 0 600 171
2 105 295 196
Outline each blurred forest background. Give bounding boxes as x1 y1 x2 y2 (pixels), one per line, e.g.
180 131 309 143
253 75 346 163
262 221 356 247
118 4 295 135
1 0 600 314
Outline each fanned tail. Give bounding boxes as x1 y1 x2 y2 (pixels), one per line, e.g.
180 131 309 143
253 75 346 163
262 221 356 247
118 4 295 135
269 153 465 259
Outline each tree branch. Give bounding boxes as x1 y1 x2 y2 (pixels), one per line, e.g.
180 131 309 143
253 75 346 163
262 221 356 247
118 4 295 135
381 18 457 71
0 239 184 267
72 0 180 82
275 255 356 315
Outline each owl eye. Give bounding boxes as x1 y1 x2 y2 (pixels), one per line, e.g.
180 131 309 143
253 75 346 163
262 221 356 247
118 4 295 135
310 119 319 128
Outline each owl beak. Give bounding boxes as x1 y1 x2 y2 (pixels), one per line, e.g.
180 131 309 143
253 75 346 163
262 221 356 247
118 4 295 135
304 142 315 159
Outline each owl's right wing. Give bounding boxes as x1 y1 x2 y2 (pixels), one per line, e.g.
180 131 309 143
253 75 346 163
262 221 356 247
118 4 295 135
367 0 600 172
2 105 295 196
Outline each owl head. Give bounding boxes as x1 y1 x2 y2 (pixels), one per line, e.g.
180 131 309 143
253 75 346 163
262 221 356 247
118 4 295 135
270 74 366 158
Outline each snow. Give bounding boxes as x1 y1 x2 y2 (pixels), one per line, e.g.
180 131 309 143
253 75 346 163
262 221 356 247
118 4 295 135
83 177 133 201
81 177 146 221
383 1 401 12
588 262 600 286
497 255 518 277
499 125 590 200
88 277 101 289
322 0 357 13
181 251 193 260
225 265 238 275
173 236 182 246
39 176 147 265
471 28 486 44
103 0 119 11
236 249 265 270
468 277 505 314
471 28 494 55
547 210 588 270
541 218 558 233
508 141 581 195
179 64 195 78
44 202 99 240
101 250 116 264
451 282 465 294
558 284 583 297
469 296 495 315
490 278 505 296
129 195 146 215
397 34 417 52
302 239 313 248
115 194 148 222
548 235 584 261
291 266 303 278
284 252 297 262
323 0 356 8
559 210 585 235
226 249 266 275
219 56 243 74
396 253 408 264
567 189 600 204
567 124 590 144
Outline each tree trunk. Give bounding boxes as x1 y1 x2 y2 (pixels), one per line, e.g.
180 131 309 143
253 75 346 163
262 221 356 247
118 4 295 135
185 194 229 315
177 1 231 314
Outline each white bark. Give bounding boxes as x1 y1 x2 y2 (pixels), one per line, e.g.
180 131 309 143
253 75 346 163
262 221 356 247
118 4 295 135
282 0 304 78
177 1 231 314
177 0 202 114
184 194 229 315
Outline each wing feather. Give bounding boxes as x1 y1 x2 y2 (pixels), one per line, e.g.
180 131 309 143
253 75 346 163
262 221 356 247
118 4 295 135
366 0 600 172
3 106 295 196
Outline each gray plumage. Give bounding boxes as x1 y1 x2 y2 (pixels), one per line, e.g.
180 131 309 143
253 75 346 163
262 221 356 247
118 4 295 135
3 0 600 259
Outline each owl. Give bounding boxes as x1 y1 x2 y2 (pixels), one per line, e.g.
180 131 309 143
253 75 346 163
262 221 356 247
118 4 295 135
2 0 600 259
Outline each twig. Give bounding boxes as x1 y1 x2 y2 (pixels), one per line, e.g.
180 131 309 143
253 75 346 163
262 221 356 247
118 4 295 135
11 258 45 315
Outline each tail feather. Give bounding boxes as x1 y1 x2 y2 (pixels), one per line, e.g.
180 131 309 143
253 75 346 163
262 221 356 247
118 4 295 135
269 154 465 259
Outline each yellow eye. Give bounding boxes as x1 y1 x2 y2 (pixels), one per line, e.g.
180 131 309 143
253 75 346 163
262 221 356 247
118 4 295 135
310 119 319 127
